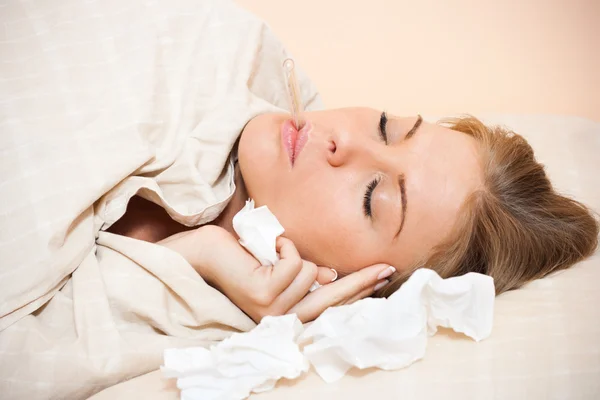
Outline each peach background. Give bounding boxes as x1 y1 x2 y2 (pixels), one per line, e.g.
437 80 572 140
237 0 599 121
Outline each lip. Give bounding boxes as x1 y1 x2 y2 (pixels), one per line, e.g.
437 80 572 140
281 119 311 166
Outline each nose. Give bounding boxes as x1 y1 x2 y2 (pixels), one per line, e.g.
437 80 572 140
326 128 373 168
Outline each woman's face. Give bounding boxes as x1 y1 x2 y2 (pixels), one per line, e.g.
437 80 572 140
238 108 483 275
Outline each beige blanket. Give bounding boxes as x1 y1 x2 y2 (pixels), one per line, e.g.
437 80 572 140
0 0 321 398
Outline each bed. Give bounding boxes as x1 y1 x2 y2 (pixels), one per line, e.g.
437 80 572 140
1 0 598 398
90 114 600 400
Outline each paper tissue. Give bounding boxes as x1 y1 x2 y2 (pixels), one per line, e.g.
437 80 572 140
301 269 494 383
162 315 308 400
162 199 495 400
231 199 284 266
231 199 322 292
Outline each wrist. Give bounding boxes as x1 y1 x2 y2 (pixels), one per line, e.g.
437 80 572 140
190 225 230 283
159 225 224 283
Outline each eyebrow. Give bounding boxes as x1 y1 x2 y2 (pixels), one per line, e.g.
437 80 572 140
394 174 407 238
406 114 423 139
393 115 422 238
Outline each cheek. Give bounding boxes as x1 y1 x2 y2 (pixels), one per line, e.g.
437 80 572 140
238 116 282 202
274 188 374 271
269 178 329 240
268 178 337 260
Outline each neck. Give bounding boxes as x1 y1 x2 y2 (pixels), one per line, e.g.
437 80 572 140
211 161 247 238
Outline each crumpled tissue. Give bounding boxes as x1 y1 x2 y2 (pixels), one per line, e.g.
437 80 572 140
231 199 321 292
300 268 494 382
163 200 495 400
162 314 308 400
231 199 284 266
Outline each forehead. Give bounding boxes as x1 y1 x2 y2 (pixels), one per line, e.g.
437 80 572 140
389 120 483 266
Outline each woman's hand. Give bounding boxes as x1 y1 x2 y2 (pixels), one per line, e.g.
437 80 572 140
286 262 395 322
160 225 395 323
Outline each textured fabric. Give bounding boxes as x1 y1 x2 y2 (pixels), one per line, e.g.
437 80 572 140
0 0 321 398
90 115 600 400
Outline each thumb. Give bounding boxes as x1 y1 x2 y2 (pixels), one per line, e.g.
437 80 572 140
315 266 338 285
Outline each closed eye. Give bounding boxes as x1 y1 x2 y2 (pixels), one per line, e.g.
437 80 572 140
378 112 388 144
363 176 381 218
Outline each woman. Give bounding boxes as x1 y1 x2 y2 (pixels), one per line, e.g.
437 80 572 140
1 1 597 398
109 107 599 324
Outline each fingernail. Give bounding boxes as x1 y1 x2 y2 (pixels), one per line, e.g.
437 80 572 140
374 279 389 291
329 268 338 282
377 266 396 280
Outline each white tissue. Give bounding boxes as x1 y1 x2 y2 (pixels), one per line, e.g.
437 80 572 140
162 269 494 399
231 199 322 293
300 269 495 383
232 199 284 266
162 314 309 400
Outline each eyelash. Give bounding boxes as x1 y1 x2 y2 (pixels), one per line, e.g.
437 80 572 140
363 176 381 218
364 112 387 218
378 112 388 144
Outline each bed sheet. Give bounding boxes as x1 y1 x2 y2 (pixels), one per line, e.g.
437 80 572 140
90 114 600 400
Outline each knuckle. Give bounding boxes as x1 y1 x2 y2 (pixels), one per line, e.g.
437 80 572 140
251 288 275 307
358 279 372 292
304 262 318 279
291 257 303 270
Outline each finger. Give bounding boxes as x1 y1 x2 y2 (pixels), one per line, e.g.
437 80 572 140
315 266 337 285
288 264 396 322
322 264 395 302
276 237 301 261
271 260 318 314
344 279 389 305
268 237 304 294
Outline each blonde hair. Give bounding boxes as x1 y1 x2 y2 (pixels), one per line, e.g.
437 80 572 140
379 116 599 296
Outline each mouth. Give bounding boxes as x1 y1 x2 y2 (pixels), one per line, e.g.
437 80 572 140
281 119 311 166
